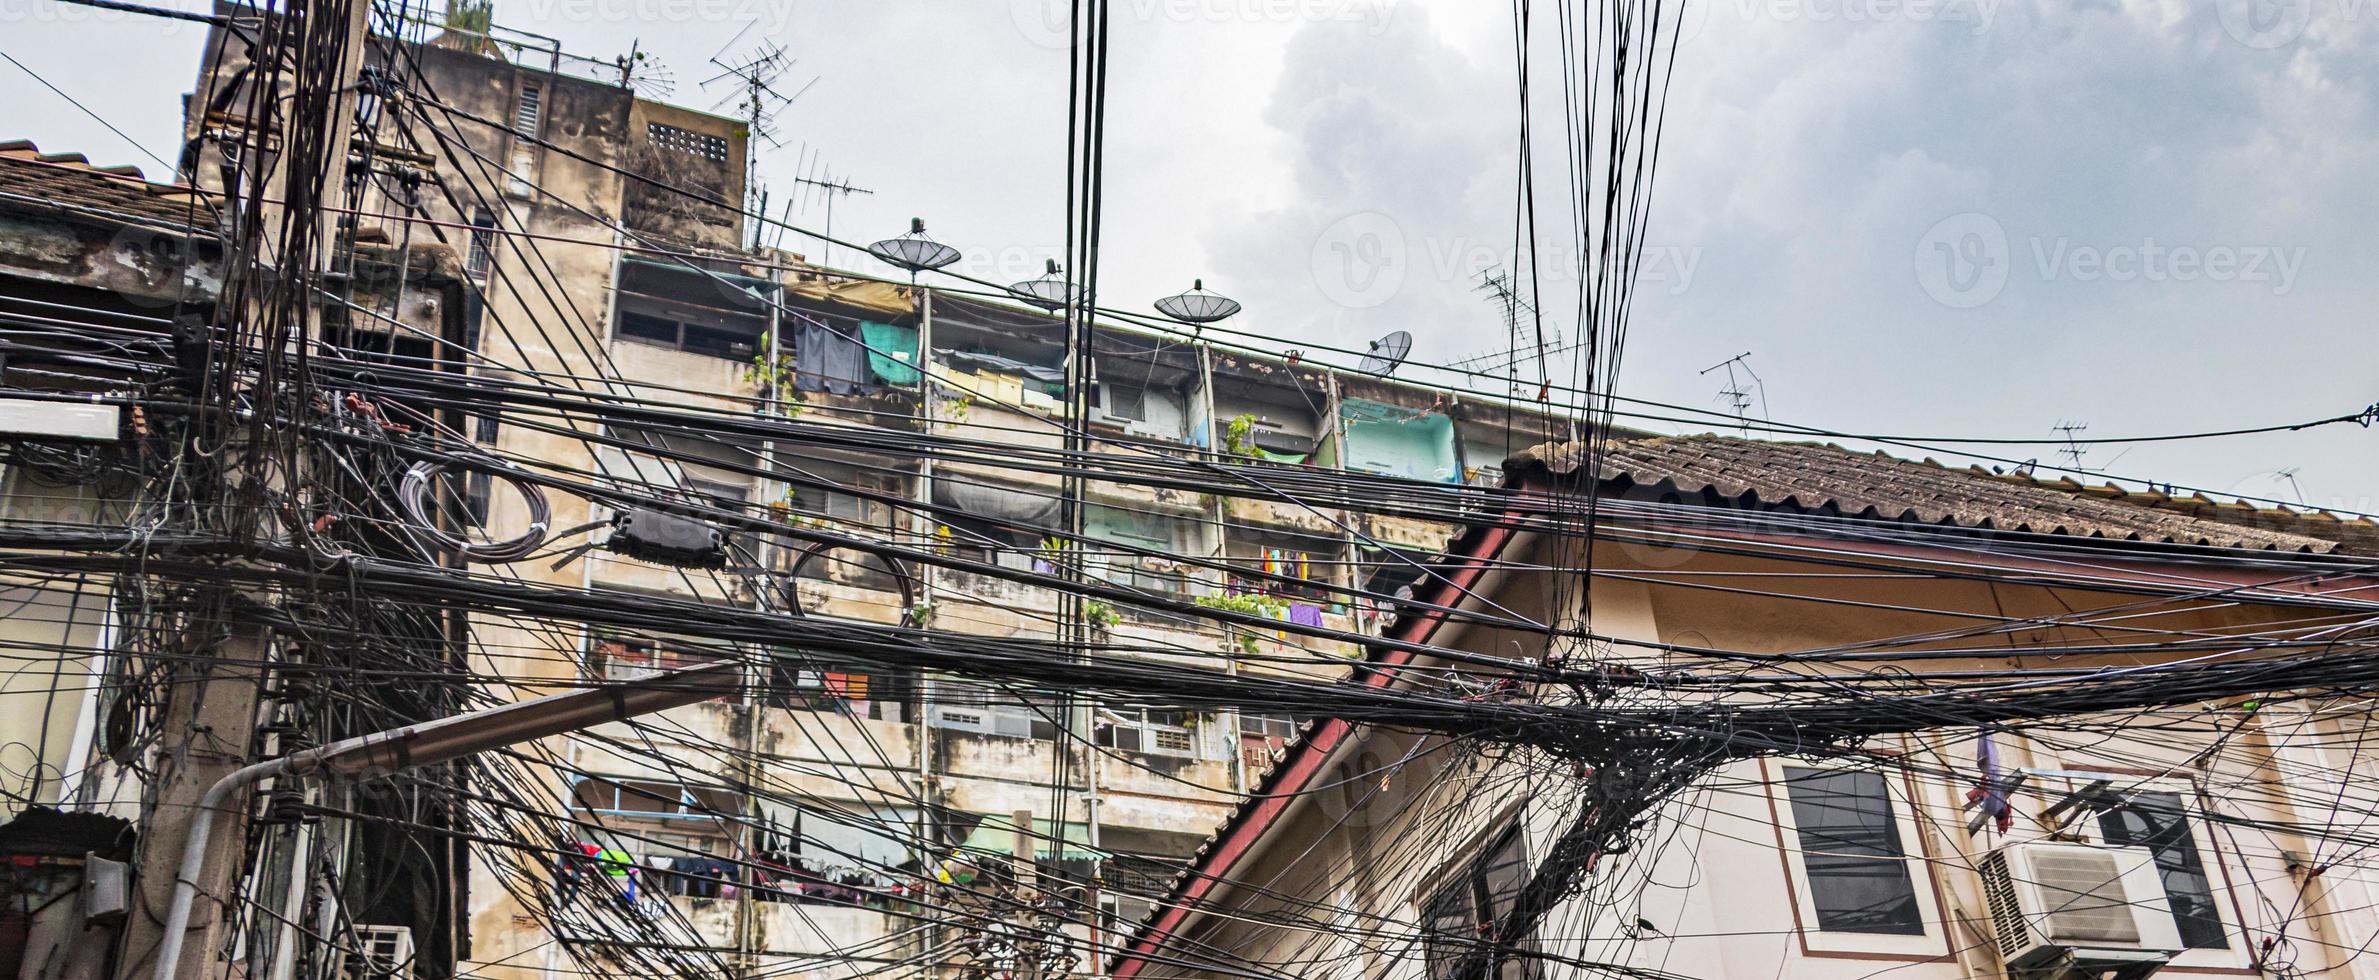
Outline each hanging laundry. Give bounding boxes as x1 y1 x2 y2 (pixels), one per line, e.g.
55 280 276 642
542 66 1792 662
794 319 867 394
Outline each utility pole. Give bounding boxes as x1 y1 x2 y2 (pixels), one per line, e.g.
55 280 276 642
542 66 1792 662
119 0 379 976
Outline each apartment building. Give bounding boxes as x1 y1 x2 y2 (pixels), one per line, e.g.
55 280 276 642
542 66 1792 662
164 15 1599 979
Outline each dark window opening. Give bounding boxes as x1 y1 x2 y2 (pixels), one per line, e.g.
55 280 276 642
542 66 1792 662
466 210 497 279
1423 825 1537 980
1782 767 1924 935
2098 791 2227 949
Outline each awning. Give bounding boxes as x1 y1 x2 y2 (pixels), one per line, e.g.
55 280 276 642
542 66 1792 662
940 349 1066 391
620 252 779 295
956 816 1102 862
933 479 1059 526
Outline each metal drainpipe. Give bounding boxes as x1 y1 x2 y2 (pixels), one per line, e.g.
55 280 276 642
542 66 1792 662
602 224 626 344
1320 370 1369 640
1196 343 1250 796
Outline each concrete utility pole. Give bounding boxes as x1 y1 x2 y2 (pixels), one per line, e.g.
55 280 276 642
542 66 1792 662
148 663 741 980
119 0 379 976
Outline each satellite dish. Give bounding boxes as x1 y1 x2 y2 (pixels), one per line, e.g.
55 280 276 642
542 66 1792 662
1008 259 1076 312
1154 279 1242 324
868 218 960 276
1359 330 1413 376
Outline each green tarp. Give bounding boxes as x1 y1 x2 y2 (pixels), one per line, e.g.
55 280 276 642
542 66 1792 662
860 320 921 386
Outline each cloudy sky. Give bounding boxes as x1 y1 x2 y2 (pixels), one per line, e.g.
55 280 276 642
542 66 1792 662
8 0 2376 511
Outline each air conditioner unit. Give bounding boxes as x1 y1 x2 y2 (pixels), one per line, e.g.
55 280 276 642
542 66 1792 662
338 924 415 980
1979 842 2181 980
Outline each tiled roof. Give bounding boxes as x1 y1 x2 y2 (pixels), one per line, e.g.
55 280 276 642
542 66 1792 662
0 140 216 229
1511 435 2356 555
1987 468 2379 556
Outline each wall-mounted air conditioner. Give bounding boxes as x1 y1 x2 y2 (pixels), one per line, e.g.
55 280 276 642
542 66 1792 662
1979 842 2180 980
338 924 415 980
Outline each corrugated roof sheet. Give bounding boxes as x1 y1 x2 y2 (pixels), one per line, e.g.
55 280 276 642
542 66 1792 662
1511 435 2354 555
0 140 216 229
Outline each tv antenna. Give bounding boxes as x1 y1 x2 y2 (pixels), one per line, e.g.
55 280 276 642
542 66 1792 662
701 25 818 242
2272 468 2308 505
1457 266 1578 397
782 144 871 265
1698 352 1766 433
1359 330 1414 377
2051 421 2093 473
612 39 675 100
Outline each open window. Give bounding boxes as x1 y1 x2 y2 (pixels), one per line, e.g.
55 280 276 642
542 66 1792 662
610 256 773 361
1225 526 1342 601
1083 503 1207 596
1420 824 1538 980
762 649 913 722
566 775 740 869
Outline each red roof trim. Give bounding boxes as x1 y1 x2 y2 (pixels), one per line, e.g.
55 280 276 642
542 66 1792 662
1112 508 1528 977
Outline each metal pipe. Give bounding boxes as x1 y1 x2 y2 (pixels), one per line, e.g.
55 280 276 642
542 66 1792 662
151 662 736 980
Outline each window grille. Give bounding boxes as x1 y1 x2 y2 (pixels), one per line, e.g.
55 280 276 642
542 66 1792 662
648 122 729 162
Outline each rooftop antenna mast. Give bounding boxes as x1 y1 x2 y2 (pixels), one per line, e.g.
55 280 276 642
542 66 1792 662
2052 420 2094 473
1699 352 1766 433
785 146 871 266
1459 266 1573 397
613 38 676 99
701 25 817 249
2272 468 2308 505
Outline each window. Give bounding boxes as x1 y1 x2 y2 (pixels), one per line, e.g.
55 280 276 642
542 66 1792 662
513 81 543 137
1239 712 1299 769
567 776 739 867
611 290 767 361
2096 792 2225 949
1101 383 1146 422
786 474 894 528
1085 505 1200 596
1100 708 1198 758
465 210 497 279
2032 773 2235 956
1421 825 1535 980
1780 766 1925 935
593 635 734 702
927 679 1060 740
685 477 749 510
